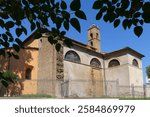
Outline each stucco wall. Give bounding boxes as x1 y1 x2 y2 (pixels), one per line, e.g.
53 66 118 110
64 46 104 97
37 36 58 97
105 65 130 85
64 45 104 68
0 49 39 94
127 54 143 86
64 61 103 97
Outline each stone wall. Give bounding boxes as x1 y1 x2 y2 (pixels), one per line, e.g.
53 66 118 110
37 36 63 97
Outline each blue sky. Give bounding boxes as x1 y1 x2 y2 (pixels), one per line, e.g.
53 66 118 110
64 0 150 83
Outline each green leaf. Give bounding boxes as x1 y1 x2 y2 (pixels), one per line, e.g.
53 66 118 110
114 19 120 28
61 0 67 10
70 18 81 32
12 53 19 59
5 21 14 29
13 44 20 52
34 32 42 39
6 31 12 37
142 12 150 23
0 49 5 57
142 2 150 13
93 0 103 9
64 39 72 48
2 34 8 41
60 31 66 36
16 21 21 26
103 14 109 22
133 12 141 18
55 43 61 52
7 51 12 58
70 0 81 11
122 19 129 30
134 26 143 37
15 38 24 48
96 11 102 20
16 28 22 37
127 20 132 29
61 11 70 21
21 26 27 35
139 20 144 25
63 21 69 31
31 22 36 31
0 19 4 28
48 36 54 44
75 10 86 20
112 0 118 4
1 80 9 87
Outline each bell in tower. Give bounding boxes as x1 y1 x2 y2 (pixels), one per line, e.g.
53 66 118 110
88 24 101 52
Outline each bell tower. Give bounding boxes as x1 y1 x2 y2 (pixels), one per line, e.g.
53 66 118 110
88 24 101 52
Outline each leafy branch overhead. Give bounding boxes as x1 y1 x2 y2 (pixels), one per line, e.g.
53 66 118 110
93 0 150 37
0 0 150 58
0 0 86 57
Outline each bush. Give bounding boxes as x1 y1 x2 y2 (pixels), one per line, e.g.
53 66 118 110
0 71 23 97
146 66 150 78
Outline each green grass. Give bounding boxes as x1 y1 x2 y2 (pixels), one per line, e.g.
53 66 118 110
19 94 54 98
119 97 150 100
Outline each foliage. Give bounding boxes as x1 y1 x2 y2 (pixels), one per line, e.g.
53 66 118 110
146 66 150 78
0 70 22 97
0 0 86 57
0 0 150 58
93 0 150 37
0 70 18 87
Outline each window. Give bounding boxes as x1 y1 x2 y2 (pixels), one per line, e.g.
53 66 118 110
90 58 101 68
90 33 93 39
25 68 32 80
90 41 93 47
96 33 99 39
108 59 120 67
132 59 139 67
65 51 81 63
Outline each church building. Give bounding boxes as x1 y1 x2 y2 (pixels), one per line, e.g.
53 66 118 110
0 25 144 98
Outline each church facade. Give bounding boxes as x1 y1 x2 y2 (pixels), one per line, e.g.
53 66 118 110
0 25 144 98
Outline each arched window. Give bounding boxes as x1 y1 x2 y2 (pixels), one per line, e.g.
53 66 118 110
90 41 93 47
25 68 32 80
132 59 139 67
108 59 120 67
90 33 93 39
90 58 101 68
65 51 81 63
96 33 99 39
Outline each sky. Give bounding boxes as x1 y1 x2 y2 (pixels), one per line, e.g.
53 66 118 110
0 0 150 83
63 0 150 83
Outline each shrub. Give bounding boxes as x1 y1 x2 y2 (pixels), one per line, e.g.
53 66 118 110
0 71 23 97
146 66 150 78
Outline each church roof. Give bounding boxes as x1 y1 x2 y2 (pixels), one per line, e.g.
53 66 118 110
104 47 144 59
